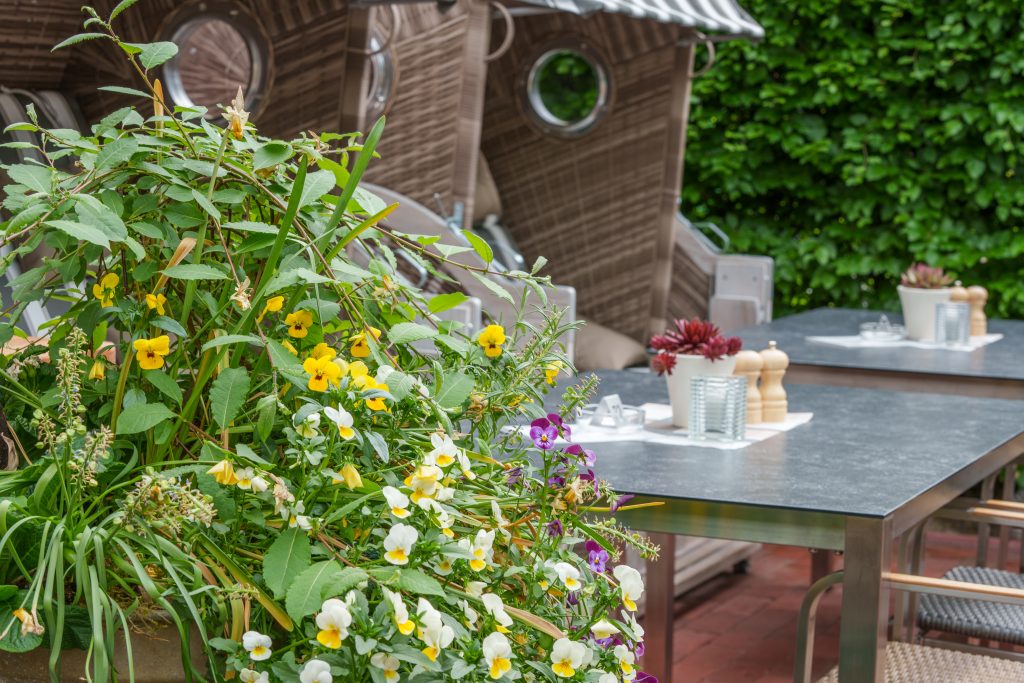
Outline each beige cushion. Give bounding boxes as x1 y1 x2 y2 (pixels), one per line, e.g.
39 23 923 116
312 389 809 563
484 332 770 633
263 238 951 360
574 322 648 372
474 151 502 219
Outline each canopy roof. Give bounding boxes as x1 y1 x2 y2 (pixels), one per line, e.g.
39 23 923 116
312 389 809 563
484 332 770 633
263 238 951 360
516 0 764 38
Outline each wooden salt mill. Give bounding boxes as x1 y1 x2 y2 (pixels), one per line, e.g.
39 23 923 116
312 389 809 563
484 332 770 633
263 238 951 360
759 341 789 423
967 285 988 336
950 282 969 305
733 350 764 424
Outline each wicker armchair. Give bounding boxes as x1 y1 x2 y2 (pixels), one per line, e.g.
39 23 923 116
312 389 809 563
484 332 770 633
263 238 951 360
796 570 1024 683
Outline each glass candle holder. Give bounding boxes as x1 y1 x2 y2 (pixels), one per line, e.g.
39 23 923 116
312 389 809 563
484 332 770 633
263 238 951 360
577 394 645 431
934 302 970 345
689 376 747 441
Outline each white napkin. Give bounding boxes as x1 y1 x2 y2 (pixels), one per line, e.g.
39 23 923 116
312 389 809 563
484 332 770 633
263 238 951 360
806 333 1002 351
513 404 812 451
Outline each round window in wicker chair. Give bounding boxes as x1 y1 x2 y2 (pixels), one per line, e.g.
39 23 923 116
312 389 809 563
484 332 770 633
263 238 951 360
159 1 273 120
366 29 397 122
523 41 611 138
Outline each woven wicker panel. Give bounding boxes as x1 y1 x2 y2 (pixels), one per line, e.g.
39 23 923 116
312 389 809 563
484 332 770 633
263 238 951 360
817 641 1024 683
60 0 351 137
918 565 1024 646
0 0 83 89
666 240 711 321
362 1 487 219
481 13 684 342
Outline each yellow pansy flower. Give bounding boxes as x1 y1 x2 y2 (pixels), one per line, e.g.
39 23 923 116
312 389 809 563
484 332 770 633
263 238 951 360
338 463 362 490
545 361 563 386
145 292 167 316
207 459 239 486
478 324 506 358
87 359 105 381
256 295 284 323
303 356 342 392
281 340 298 355
284 310 313 339
350 326 381 358
363 379 390 412
310 342 336 360
348 361 370 387
92 272 119 307
133 335 170 370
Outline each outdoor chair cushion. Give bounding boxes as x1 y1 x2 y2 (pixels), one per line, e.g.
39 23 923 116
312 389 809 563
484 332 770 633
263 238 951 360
574 322 648 372
817 641 1024 682
917 565 1024 646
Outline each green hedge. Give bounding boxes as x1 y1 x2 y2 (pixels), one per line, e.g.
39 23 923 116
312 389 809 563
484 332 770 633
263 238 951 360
682 1 1024 317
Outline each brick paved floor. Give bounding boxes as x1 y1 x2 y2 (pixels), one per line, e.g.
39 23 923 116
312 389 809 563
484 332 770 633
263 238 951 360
667 531 1022 682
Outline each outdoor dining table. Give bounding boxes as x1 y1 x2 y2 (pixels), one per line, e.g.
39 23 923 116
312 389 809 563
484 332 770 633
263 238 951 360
581 370 1024 683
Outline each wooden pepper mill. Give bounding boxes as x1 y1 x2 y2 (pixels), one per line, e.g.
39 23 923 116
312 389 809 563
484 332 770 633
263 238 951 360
733 350 764 424
967 285 988 336
759 341 789 423
950 282 969 304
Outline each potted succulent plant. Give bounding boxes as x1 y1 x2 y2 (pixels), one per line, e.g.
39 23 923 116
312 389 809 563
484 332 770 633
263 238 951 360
650 318 741 428
898 263 953 341
0 5 657 682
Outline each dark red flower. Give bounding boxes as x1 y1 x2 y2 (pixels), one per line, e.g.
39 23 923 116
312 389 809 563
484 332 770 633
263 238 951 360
651 351 677 376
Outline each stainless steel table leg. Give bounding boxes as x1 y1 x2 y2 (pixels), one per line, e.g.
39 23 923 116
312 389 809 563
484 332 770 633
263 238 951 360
643 532 676 683
977 473 997 565
838 517 891 683
998 464 1015 567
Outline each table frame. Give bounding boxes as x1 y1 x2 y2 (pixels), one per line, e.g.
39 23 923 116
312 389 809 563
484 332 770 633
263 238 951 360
625 432 1024 683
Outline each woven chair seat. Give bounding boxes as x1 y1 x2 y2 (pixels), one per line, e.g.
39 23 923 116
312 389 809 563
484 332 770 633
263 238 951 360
817 641 1024 682
917 565 1024 645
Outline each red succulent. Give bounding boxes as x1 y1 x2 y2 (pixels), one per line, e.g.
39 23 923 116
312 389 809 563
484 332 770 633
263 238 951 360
651 351 677 376
649 317 742 373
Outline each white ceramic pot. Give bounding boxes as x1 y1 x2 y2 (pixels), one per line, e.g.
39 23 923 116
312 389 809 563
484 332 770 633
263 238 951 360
665 354 738 428
897 285 952 341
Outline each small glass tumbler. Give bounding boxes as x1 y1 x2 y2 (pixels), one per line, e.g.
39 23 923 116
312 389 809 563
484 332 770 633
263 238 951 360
934 302 970 345
689 376 747 441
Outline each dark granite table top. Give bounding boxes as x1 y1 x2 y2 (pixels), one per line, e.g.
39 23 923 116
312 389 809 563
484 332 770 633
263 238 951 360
574 371 1024 518
733 307 1024 381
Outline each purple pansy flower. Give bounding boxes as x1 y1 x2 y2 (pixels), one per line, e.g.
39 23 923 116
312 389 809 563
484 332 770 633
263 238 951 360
635 642 645 658
506 466 523 487
635 672 657 683
585 540 609 573
530 422 559 450
565 443 596 467
546 519 563 537
610 494 635 513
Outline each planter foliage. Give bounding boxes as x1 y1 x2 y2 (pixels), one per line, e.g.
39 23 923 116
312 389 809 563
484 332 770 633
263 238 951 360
0 5 653 682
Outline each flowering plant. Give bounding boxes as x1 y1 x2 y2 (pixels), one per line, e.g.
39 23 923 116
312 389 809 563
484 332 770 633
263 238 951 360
900 263 953 289
0 6 657 683
649 318 741 375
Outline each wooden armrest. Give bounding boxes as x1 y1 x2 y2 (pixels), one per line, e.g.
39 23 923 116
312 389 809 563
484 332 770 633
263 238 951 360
885 572 1024 606
968 506 1024 523
982 499 1024 512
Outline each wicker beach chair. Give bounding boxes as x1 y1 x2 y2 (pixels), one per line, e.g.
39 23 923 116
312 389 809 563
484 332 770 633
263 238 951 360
796 571 1024 683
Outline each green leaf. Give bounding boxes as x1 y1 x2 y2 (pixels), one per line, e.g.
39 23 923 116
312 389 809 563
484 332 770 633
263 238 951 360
191 188 221 222
162 264 229 280
45 220 110 248
131 41 179 70
253 141 294 170
109 0 140 20
256 395 277 442
151 316 187 337
285 562 366 622
51 32 107 51
74 194 128 242
395 568 446 597
264 528 312 599
0 590 43 652
266 339 305 382
470 271 514 304
386 371 417 401
427 292 469 314
144 370 182 405
223 220 279 234
435 371 474 409
115 402 176 435
95 137 139 169
387 322 437 345
7 164 51 193
209 367 249 429
201 335 260 352
463 230 493 264
298 170 336 208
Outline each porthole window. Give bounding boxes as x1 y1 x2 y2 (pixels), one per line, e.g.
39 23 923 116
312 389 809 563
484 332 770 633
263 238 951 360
525 43 611 138
160 2 272 119
365 31 396 122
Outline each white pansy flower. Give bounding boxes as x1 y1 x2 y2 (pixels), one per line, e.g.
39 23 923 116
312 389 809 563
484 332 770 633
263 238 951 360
384 523 419 565
383 587 415 635
382 486 411 519
613 564 644 611
591 619 620 640
550 638 588 678
458 599 479 627
466 581 486 598
300 659 333 683
554 561 582 591
405 464 442 507
417 598 455 662
295 413 320 439
614 644 636 681
323 405 355 440
483 631 513 680
250 475 268 492
241 630 272 661
235 467 256 490
597 673 619 683
468 528 495 572
456 448 476 480
370 652 400 682
427 432 459 468
286 501 311 530
481 593 514 631
491 500 511 540
435 557 454 576
315 598 352 649
240 669 269 683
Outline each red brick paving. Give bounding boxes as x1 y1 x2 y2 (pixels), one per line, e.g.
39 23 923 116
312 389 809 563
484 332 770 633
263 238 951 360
666 531 1022 682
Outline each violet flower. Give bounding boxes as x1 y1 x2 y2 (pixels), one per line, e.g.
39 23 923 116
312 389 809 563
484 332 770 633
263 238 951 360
635 672 657 683
565 443 596 467
585 540 609 573
530 423 558 450
505 466 523 487
546 519 563 537
610 494 635 513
